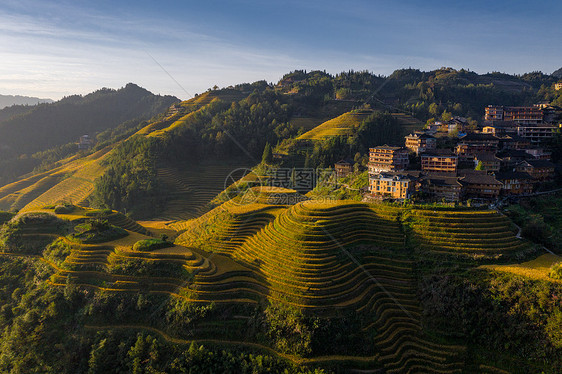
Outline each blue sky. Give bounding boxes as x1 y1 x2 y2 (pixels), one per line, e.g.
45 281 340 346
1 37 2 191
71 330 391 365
0 0 560 100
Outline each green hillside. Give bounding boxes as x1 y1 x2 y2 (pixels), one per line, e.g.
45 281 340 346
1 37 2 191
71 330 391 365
0 68 561 373
0 198 547 372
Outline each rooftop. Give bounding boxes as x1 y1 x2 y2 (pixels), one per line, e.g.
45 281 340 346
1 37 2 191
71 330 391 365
335 159 354 165
370 145 405 151
405 133 436 140
421 149 457 157
494 171 533 180
372 170 422 181
496 149 529 158
458 170 502 185
421 173 462 187
518 159 556 168
474 152 500 162
459 133 499 142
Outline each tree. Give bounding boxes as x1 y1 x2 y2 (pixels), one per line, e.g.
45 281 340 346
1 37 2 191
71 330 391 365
475 161 484 170
441 111 453 122
261 142 273 164
429 103 439 116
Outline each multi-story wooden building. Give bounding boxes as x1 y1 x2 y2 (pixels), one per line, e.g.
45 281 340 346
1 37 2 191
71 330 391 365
485 105 544 125
524 148 552 160
421 151 458 173
516 124 556 145
474 152 501 173
455 133 499 160
369 172 418 199
515 159 556 181
482 125 506 137
446 117 468 134
496 149 530 170
419 173 464 201
368 145 409 173
78 135 93 150
334 159 354 179
459 171 502 199
498 134 531 150
495 171 534 196
404 133 437 155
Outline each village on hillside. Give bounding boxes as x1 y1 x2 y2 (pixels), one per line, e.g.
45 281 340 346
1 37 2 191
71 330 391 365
333 104 561 204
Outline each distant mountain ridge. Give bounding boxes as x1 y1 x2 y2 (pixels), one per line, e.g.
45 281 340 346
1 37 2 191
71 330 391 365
0 83 179 158
0 94 53 109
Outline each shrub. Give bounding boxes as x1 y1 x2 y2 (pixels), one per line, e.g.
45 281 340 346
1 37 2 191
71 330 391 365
54 205 75 214
550 262 562 281
132 238 171 252
14 212 59 225
43 238 72 266
84 209 113 217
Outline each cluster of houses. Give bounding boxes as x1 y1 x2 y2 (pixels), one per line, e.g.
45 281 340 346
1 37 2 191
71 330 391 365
77 135 93 150
336 104 560 202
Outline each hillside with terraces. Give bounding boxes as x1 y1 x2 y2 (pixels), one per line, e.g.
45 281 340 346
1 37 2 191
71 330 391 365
0 69 561 373
1 178 549 372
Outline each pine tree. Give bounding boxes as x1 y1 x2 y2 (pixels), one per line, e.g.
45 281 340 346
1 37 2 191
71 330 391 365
262 142 273 164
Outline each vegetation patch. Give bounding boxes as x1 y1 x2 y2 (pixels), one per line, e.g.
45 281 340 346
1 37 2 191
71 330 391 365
132 238 172 252
42 238 72 266
108 256 189 278
0 211 14 225
70 219 128 244
420 269 562 372
54 204 75 214
550 262 562 281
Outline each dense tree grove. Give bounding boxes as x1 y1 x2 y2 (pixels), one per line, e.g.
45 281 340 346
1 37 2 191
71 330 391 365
90 136 163 217
419 270 562 372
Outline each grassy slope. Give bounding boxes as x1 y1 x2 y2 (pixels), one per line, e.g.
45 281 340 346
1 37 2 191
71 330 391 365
481 253 561 282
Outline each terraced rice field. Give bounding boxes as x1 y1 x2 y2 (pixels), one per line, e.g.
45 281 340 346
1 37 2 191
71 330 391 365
0 172 58 211
0 147 113 213
20 149 112 212
175 199 466 371
173 196 288 254
297 110 372 140
289 117 332 132
11 201 534 372
406 209 532 258
155 161 251 221
140 90 247 138
390 113 424 136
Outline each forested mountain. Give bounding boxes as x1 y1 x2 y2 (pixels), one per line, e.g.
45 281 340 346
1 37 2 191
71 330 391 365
0 83 178 158
0 94 53 110
0 84 178 186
